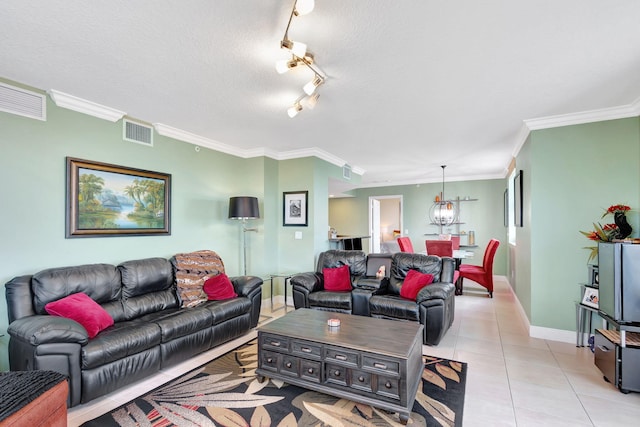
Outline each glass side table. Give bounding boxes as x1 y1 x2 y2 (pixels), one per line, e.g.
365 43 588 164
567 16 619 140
269 273 295 312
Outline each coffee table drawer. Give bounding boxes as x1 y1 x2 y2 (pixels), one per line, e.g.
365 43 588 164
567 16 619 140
292 340 322 359
350 369 373 393
262 334 289 351
363 355 400 376
280 354 299 377
326 363 348 386
300 359 322 383
376 376 400 400
260 350 280 373
326 346 358 366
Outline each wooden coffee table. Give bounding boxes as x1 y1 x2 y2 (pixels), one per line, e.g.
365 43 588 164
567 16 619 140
256 308 423 424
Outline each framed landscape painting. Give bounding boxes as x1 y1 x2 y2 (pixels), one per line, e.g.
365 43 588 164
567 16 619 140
283 191 308 226
66 157 171 237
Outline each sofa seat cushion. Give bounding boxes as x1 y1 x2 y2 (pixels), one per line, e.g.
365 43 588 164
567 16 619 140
308 291 352 311
203 298 252 325
82 321 161 369
137 307 213 343
369 295 419 321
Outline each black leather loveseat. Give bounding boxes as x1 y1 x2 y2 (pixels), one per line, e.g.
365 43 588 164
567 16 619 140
4 253 262 407
291 250 455 345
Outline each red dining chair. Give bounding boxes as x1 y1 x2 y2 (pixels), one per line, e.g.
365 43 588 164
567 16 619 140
425 240 453 257
450 236 461 250
458 239 500 297
426 240 460 285
397 236 414 253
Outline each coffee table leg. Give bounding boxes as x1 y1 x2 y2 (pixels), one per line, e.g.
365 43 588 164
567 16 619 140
257 375 266 383
399 413 410 425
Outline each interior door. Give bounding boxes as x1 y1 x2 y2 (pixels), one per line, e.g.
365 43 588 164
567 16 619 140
371 199 381 253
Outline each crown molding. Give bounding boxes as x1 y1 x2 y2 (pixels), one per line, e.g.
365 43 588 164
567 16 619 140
154 123 364 176
48 89 125 122
524 97 640 130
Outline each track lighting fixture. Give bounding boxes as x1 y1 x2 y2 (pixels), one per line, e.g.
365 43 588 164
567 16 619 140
277 0 326 117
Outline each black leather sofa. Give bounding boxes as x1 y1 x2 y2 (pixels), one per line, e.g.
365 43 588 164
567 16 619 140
4 255 262 407
291 250 455 345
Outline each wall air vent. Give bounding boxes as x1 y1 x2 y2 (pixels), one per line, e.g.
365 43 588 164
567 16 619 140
343 164 352 180
123 119 153 146
0 82 46 121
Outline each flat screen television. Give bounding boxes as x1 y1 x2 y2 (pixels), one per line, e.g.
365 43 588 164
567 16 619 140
598 242 640 324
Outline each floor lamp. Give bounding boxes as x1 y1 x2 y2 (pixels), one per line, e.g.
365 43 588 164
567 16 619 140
228 196 260 276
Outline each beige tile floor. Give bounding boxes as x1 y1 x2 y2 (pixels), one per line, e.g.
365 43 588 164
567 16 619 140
68 278 640 426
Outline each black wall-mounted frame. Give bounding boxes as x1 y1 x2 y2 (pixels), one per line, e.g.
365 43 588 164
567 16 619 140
504 188 509 227
514 170 523 227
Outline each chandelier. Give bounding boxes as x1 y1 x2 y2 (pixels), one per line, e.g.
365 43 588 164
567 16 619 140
276 0 326 118
429 165 457 227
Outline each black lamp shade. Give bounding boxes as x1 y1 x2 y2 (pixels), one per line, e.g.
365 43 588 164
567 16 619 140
228 196 260 219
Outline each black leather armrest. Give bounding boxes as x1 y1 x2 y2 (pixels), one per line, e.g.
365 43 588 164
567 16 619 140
231 275 263 298
8 315 89 346
353 276 389 292
290 272 322 293
416 282 456 304
440 257 456 283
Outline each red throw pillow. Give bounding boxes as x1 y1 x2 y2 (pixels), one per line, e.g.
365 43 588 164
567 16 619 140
323 265 352 291
400 270 434 301
203 273 238 300
45 292 114 339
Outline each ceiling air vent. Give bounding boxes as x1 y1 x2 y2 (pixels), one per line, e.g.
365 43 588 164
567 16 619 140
123 119 153 147
343 164 352 180
0 82 46 121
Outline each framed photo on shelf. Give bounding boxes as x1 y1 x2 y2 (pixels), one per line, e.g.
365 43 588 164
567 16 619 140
66 157 171 237
588 265 599 286
581 286 599 309
283 191 308 226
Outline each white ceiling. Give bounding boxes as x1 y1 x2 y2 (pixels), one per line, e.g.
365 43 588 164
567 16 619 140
2 0 640 194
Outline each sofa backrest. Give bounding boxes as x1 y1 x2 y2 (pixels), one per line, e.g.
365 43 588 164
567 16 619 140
118 257 178 320
315 250 366 277
31 263 123 317
389 253 443 295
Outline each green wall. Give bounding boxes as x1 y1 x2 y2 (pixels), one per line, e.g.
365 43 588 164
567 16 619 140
516 117 640 332
0 84 351 369
329 179 509 275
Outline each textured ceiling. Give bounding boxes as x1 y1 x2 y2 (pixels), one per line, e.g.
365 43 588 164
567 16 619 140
1 0 640 194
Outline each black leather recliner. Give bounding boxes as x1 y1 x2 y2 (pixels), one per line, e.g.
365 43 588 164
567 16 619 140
291 250 367 313
369 253 456 346
291 250 455 346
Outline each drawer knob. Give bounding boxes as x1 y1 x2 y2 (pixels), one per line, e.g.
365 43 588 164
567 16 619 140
266 357 273 363
302 347 312 353
373 362 387 370
385 381 392 389
286 362 292 368
307 368 314 374
358 376 365 382
270 341 281 347
335 354 347 361
334 370 341 376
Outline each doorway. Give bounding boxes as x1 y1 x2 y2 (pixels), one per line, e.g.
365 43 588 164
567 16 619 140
369 195 403 253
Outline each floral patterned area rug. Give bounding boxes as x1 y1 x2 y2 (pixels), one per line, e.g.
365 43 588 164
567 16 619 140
82 340 466 427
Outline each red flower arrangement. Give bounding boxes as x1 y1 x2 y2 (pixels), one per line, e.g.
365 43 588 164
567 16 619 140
580 204 632 262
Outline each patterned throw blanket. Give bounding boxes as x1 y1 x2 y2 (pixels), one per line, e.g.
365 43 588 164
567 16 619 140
173 250 226 308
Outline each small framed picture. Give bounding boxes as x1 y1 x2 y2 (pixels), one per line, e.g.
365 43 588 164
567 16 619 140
283 191 308 226
581 287 599 309
588 265 599 286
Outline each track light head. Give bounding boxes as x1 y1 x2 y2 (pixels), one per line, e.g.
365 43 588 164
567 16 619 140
303 75 324 95
287 102 303 118
294 0 315 16
281 39 307 58
301 93 320 109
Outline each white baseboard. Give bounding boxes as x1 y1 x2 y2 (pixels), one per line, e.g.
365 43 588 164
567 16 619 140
504 276 579 345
